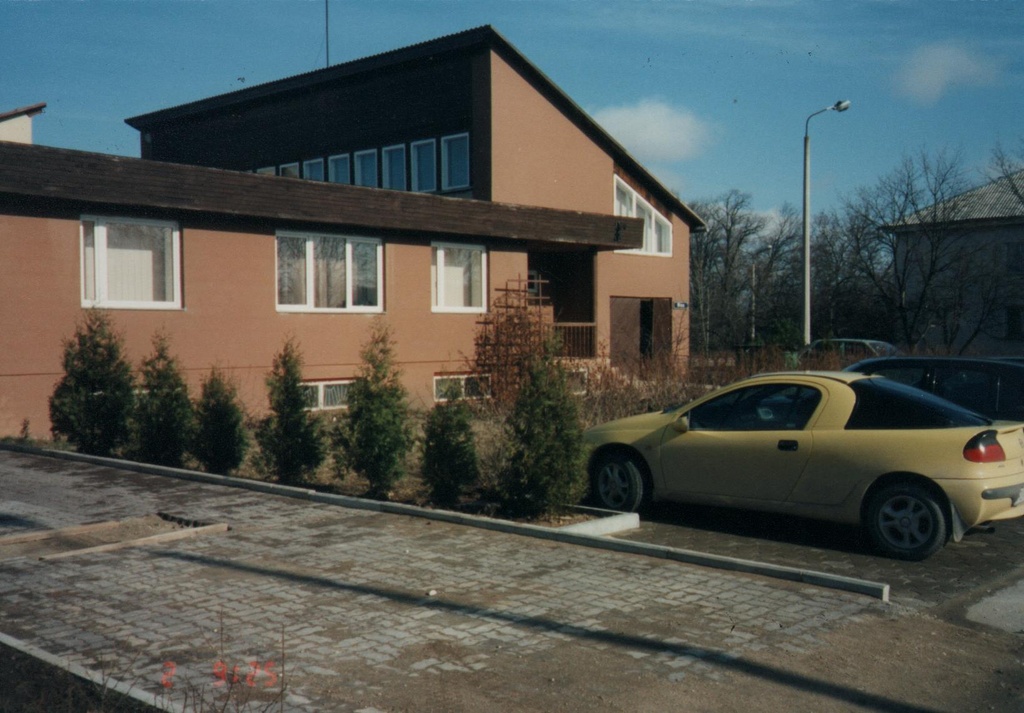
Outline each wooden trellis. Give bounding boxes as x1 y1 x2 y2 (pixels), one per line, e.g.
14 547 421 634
473 275 554 404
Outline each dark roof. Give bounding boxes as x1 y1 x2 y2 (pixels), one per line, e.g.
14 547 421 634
125 25 705 231
0 141 642 251
897 169 1024 229
0 102 46 123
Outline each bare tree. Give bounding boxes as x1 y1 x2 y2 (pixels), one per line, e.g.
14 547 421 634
689 190 768 352
842 149 1001 352
990 140 1024 207
746 203 802 346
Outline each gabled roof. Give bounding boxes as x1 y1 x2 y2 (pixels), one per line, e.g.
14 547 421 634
897 169 1024 229
125 26 705 231
0 102 46 123
0 141 642 251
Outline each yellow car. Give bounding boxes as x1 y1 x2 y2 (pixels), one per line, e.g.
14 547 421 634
584 372 1024 560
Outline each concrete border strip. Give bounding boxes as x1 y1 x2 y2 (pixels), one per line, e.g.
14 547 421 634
38 522 230 561
0 443 891 601
0 518 125 545
0 631 184 713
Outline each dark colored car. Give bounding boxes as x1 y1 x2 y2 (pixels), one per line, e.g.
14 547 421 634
798 339 900 361
844 357 1024 422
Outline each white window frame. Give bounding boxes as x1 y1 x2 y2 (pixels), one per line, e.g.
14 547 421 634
275 231 384 314
411 139 437 192
80 216 182 310
613 176 673 256
328 154 351 184
279 162 300 178
354 149 378 187
431 242 487 313
433 374 490 401
301 379 354 410
382 144 407 190
302 158 325 181
441 133 470 191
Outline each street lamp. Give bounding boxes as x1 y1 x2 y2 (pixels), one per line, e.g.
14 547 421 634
802 99 850 346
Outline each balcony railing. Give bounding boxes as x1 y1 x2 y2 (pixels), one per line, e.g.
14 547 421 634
554 322 596 358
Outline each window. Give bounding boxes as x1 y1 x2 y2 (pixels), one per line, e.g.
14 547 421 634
432 243 486 312
434 374 490 401
613 177 672 255
276 231 382 312
382 145 407 190
328 154 351 184
255 166 276 176
688 384 821 431
279 162 300 178
441 133 470 191
412 139 437 192
303 158 324 181
301 380 353 410
354 150 378 187
846 379 988 430
81 217 181 309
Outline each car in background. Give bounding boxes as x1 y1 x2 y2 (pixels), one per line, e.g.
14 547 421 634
798 339 900 362
584 372 1024 560
844 356 1024 422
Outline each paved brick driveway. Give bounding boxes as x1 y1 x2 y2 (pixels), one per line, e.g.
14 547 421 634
0 450 890 712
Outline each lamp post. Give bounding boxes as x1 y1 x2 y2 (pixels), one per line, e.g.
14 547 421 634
802 99 850 346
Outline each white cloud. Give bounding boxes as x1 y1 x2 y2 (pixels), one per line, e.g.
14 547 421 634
894 42 1000 105
592 99 715 163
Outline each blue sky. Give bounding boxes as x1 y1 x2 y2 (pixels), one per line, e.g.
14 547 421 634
3 0 1023 215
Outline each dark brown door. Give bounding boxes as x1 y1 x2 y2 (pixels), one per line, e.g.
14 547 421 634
611 297 672 368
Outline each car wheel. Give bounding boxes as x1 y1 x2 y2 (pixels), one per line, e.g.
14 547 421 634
592 451 646 512
865 483 948 561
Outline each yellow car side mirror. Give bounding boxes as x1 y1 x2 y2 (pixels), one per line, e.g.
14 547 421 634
672 414 690 433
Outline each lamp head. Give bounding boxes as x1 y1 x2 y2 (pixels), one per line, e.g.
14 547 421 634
833 100 851 112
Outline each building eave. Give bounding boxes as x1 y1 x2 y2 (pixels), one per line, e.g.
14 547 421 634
0 141 643 251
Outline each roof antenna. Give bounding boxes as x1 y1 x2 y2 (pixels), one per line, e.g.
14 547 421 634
325 0 330 67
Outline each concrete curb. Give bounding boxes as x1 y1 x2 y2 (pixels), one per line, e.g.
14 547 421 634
0 631 185 713
0 443 890 601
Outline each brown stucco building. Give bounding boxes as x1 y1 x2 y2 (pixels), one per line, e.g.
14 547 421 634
0 26 702 437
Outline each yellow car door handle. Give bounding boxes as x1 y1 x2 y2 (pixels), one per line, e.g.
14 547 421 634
778 440 799 452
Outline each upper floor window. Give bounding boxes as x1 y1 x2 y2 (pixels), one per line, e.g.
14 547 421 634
614 177 672 256
276 231 382 312
441 133 470 191
354 150 378 187
81 216 181 310
302 158 324 181
255 166 276 176
382 145 407 190
328 154 351 184
279 162 300 179
412 139 437 192
432 242 486 312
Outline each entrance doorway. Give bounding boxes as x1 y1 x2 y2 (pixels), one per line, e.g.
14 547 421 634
610 297 672 368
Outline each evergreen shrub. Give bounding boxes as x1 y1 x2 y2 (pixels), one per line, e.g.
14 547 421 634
49 311 135 457
193 367 249 475
256 338 324 485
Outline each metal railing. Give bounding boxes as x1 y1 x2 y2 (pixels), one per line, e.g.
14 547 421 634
553 322 596 358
